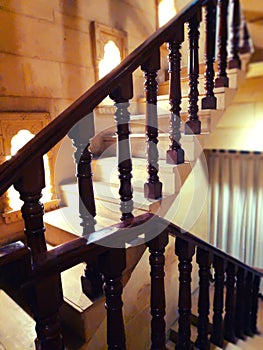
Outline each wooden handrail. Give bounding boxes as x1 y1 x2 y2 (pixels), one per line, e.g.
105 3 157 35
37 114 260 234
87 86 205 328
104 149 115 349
165 218 263 277
26 213 263 282
0 0 203 196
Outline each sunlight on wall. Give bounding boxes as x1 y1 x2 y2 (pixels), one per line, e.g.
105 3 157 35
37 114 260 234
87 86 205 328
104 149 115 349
6 129 52 211
98 40 121 79
158 0 177 27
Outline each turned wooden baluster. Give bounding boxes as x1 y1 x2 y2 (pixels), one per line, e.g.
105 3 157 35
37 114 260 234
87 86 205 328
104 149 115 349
210 255 225 348
68 115 96 235
175 238 195 350
224 262 237 343
14 158 64 350
215 0 230 87
99 248 126 350
166 27 185 164
147 230 169 350
68 116 101 299
239 17 250 54
185 10 201 135
251 274 261 334
110 74 134 223
228 0 241 69
141 49 163 199
195 248 212 350
202 0 217 110
244 271 254 336
235 267 246 339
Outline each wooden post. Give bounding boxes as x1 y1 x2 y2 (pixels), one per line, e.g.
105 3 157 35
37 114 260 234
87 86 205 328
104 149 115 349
224 262 237 343
202 0 217 109
166 26 185 164
14 158 64 350
110 74 134 223
210 255 225 348
141 48 163 199
99 248 127 350
235 267 246 339
195 248 211 350
228 0 241 69
244 271 254 337
251 274 261 335
147 230 169 350
185 11 201 134
175 238 195 350
68 115 102 299
215 0 230 87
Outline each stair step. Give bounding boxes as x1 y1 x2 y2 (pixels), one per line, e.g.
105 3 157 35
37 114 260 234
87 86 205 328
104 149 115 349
91 157 192 195
44 203 144 246
157 68 245 98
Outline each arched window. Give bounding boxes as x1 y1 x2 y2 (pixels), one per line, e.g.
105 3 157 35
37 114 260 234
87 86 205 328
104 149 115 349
158 0 177 27
98 40 121 79
6 129 52 211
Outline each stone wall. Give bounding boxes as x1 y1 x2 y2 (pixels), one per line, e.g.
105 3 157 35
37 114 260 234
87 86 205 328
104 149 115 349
0 0 156 118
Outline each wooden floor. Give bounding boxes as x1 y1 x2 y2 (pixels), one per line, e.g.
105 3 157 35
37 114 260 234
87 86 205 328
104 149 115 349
0 289 263 349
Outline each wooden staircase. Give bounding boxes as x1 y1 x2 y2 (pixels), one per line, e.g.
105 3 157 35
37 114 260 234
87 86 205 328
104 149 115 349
0 1 262 349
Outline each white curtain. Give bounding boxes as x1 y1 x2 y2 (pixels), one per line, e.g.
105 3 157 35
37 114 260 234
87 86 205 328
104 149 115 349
208 150 263 268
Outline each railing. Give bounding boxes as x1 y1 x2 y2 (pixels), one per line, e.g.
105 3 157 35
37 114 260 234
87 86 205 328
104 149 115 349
1 214 262 349
0 0 256 349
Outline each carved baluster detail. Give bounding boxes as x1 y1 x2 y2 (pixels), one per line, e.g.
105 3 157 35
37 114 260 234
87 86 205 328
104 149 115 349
14 158 64 350
202 0 217 109
215 0 230 87
228 0 241 69
235 267 246 339
68 116 101 299
185 11 201 135
14 157 47 256
68 115 96 235
251 274 261 334
224 262 237 343
210 255 225 348
244 271 254 336
166 27 185 164
239 17 250 54
195 248 211 350
110 74 134 223
141 49 163 199
147 230 169 349
99 248 126 349
175 238 195 350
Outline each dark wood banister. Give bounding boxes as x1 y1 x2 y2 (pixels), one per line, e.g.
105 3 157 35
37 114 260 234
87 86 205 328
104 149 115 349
12 213 261 285
0 0 203 195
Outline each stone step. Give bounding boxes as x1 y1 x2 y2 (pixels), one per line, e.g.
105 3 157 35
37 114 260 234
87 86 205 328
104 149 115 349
91 157 192 195
44 203 146 246
157 68 245 100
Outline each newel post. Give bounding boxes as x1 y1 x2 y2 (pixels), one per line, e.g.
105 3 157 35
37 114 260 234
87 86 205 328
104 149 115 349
14 157 64 350
110 74 134 223
166 25 185 165
141 48 163 199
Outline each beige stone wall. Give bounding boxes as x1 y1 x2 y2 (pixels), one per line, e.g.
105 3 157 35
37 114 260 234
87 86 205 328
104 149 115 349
0 0 156 119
